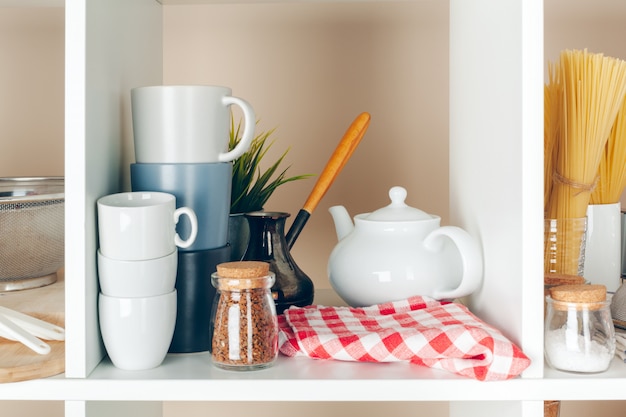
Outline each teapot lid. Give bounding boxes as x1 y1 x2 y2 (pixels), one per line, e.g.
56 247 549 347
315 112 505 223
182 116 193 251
365 186 432 221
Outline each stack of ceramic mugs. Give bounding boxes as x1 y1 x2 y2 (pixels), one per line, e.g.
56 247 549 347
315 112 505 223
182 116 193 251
96 191 198 370
128 85 255 353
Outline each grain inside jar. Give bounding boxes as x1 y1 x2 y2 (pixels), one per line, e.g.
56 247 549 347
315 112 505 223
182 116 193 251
544 284 615 373
210 261 278 371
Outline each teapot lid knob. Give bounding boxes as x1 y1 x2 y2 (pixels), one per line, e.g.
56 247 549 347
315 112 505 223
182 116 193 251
365 186 432 221
389 186 408 207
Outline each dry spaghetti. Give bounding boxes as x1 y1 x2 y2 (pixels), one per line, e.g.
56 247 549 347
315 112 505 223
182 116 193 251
591 96 626 204
544 49 626 274
545 49 626 218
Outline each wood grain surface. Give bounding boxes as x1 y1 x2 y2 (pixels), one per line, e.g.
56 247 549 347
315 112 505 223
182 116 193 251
0 268 65 383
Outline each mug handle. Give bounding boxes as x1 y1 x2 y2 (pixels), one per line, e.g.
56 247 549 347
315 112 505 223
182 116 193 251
174 207 198 249
423 226 483 300
218 96 256 163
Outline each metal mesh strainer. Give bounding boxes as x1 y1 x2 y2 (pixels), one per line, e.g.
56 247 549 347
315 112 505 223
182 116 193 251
612 281 626 312
0 177 64 291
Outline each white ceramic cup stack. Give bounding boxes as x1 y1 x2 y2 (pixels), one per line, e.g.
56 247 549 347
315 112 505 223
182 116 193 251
96 191 198 370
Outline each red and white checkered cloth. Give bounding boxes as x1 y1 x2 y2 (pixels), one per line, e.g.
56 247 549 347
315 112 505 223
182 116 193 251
278 295 530 381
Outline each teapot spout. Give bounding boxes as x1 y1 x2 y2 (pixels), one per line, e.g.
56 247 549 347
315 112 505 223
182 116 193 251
329 205 354 241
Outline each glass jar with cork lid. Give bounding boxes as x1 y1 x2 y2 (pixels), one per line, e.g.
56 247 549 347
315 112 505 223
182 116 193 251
210 261 278 371
544 284 615 373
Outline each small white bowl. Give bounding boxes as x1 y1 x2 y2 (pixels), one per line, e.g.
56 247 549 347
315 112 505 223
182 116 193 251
99 290 177 371
97 248 177 298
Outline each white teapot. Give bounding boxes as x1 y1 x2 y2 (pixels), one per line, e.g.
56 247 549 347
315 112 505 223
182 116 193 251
328 186 483 306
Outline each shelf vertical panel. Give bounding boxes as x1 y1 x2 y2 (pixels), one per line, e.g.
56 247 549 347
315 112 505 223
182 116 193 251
448 0 544 388
65 0 163 378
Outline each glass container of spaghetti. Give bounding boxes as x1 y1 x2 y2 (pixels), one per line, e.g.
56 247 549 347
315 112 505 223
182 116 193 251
210 261 278 371
544 284 615 373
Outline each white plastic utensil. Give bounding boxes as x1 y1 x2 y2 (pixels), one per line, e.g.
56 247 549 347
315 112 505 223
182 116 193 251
0 305 65 341
0 313 50 355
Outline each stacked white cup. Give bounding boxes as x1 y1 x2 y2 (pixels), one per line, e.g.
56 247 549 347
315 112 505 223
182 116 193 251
96 191 198 370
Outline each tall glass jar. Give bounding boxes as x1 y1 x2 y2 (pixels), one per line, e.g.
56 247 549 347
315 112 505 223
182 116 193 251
210 261 278 371
544 217 587 276
544 284 615 373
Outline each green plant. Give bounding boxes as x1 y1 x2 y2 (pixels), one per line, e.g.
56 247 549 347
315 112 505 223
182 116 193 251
229 116 313 214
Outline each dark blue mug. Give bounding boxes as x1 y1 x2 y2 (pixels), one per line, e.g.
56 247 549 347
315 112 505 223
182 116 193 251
131 162 231 252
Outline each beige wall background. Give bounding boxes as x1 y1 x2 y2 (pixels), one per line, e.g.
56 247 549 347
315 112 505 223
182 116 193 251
162 1 450 291
2 2 626 416
0 7 64 178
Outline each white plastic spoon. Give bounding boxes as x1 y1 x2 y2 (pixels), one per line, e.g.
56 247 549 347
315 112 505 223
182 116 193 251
0 305 65 341
0 313 50 355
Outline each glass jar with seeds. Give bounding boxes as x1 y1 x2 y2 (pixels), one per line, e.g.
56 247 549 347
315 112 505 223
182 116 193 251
210 261 278 371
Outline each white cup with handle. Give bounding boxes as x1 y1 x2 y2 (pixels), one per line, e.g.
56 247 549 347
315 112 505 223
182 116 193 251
131 85 255 163
97 191 198 260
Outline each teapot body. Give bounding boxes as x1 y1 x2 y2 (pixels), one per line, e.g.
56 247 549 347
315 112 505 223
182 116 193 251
328 215 477 307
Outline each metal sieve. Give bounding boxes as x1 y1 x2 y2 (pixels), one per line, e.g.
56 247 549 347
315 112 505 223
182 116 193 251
0 177 64 292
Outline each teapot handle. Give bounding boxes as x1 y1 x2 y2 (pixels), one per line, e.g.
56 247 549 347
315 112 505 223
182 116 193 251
423 226 483 300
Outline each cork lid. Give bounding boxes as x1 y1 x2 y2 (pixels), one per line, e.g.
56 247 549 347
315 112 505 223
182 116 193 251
549 284 607 303
216 261 270 278
213 261 273 290
544 273 586 286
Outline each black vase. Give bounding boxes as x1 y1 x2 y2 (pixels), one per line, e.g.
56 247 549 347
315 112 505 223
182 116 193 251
242 211 314 314
227 212 250 261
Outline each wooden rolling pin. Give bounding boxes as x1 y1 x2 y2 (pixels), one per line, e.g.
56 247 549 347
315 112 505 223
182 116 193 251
285 112 371 249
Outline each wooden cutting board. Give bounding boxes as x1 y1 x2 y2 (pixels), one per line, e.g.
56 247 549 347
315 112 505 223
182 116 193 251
0 268 65 383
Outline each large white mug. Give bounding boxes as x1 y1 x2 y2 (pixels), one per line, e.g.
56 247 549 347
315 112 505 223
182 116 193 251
131 85 255 163
97 191 198 261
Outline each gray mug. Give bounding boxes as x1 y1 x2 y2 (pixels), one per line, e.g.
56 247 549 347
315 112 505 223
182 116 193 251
131 85 255 164
130 162 231 252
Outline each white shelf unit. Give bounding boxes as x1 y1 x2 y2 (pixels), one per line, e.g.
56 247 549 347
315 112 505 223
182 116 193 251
5 338 626 403
1 0 624 416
